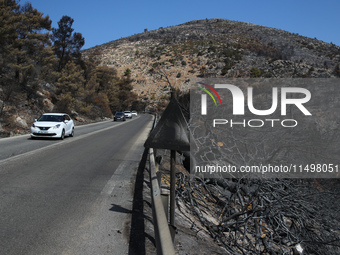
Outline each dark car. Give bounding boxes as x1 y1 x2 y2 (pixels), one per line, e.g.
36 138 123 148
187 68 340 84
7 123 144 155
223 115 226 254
114 112 126 121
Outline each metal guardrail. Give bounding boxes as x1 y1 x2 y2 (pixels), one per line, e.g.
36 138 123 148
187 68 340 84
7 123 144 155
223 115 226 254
149 148 175 255
146 101 190 254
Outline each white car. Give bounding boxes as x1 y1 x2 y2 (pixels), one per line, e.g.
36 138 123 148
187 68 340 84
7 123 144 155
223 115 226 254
30 113 74 139
131 110 138 117
124 111 132 119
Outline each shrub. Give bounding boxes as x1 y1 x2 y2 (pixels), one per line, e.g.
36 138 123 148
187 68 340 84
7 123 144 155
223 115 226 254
250 67 264 78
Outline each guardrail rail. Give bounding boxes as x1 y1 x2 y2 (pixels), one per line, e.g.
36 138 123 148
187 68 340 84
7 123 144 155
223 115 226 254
149 147 175 255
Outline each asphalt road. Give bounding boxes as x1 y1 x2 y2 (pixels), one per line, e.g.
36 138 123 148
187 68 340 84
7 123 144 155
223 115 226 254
0 114 153 255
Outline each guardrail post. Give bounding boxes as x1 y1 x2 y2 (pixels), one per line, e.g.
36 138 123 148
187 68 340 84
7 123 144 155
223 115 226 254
170 150 176 227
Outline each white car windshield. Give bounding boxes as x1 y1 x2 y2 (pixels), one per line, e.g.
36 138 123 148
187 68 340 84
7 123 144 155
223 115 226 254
38 115 64 122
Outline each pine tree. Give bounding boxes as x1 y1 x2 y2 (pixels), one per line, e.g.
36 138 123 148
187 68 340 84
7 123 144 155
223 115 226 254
0 1 55 101
55 61 85 97
52 16 84 71
0 0 21 101
14 3 54 93
54 61 85 113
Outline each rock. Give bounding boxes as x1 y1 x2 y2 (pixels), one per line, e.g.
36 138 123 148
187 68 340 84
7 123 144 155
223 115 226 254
15 116 28 128
36 91 44 97
71 110 79 117
42 98 54 111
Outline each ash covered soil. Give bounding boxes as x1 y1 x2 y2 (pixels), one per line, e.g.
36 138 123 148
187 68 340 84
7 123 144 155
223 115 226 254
155 150 340 255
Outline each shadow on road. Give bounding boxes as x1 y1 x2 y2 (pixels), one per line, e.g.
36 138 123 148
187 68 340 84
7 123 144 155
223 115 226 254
110 204 132 214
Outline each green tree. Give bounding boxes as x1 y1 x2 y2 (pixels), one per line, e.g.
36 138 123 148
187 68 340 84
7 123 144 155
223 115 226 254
92 66 117 92
52 15 84 71
0 1 55 100
83 49 102 80
55 61 85 98
0 0 21 103
0 0 19 53
113 77 137 111
88 66 118 116
15 3 55 90
79 65 119 118
54 61 85 113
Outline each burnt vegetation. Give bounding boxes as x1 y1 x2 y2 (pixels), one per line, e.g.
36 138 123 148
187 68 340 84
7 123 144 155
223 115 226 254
176 174 340 254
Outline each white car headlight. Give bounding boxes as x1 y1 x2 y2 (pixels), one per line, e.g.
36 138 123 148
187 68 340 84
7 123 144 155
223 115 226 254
53 124 61 129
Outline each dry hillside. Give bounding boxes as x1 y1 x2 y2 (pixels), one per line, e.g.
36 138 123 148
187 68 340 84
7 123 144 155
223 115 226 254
83 18 340 110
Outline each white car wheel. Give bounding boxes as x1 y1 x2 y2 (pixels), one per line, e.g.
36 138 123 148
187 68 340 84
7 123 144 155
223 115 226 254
60 129 65 140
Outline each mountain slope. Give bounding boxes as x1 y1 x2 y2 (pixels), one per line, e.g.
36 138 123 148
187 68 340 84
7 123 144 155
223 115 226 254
82 19 340 106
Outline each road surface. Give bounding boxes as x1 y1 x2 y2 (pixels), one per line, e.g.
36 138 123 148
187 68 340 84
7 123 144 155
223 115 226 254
0 114 153 255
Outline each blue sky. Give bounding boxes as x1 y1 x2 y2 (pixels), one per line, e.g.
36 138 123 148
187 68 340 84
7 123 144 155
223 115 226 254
25 0 340 50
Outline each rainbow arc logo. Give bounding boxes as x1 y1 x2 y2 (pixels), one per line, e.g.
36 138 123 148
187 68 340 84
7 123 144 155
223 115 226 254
197 82 222 115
